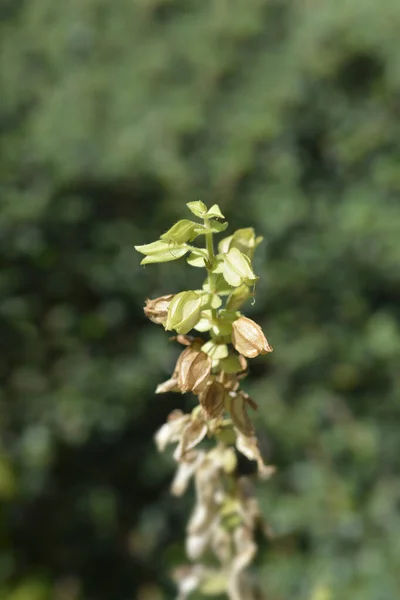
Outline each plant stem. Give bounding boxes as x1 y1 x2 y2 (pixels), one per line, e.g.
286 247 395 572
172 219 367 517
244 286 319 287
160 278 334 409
204 218 217 320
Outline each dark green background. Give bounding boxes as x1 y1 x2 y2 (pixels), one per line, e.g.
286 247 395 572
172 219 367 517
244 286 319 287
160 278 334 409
1 1 399 599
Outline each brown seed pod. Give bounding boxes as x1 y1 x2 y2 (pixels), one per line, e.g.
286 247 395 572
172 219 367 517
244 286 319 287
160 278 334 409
199 380 226 420
232 316 273 359
175 346 212 393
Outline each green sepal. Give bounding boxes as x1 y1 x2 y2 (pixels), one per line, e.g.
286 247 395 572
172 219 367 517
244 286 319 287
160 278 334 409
225 283 251 310
207 220 228 234
218 355 244 373
215 425 237 445
201 340 229 359
165 291 203 334
202 273 233 296
194 311 213 332
211 319 233 337
186 200 208 218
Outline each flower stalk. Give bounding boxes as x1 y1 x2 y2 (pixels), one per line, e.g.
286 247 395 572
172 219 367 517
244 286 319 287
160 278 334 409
135 201 274 599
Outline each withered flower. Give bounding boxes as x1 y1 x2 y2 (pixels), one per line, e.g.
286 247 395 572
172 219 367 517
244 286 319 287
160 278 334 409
144 294 174 324
155 375 180 394
235 432 275 480
199 380 226 420
154 410 191 452
232 316 273 359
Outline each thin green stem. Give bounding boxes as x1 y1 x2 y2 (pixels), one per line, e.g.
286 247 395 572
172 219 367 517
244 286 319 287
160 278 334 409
203 218 218 321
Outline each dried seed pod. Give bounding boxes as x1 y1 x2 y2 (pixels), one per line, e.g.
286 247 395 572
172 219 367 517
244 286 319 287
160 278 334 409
199 381 226 420
225 391 254 437
144 294 175 325
176 346 212 393
155 376 180 394
235 433 275 480
232 316 273 359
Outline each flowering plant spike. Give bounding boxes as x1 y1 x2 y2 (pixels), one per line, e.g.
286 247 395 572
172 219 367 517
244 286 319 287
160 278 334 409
135 202 274 599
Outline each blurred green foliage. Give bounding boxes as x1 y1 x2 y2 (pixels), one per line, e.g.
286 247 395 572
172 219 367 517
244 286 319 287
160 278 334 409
0 0 400 598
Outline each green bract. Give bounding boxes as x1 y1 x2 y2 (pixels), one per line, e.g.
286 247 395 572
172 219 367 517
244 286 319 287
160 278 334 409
165 291 203 334
134 240 189 264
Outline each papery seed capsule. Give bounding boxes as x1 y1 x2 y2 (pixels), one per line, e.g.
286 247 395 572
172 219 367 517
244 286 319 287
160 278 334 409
225 391 254 437
199 380 226 420
155 375 180 394
176 346 212 393
144 294 175 325
232 316 273 359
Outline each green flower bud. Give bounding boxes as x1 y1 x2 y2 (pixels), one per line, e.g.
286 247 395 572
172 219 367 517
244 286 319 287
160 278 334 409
135 239 189 264
160 219 199 245
216 248 258 288
165 291 203 334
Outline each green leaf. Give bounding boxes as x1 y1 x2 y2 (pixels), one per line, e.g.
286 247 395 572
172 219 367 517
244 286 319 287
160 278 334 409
206 204 225 219
160 219 199 244
186 200 208 218
187 253 206 267
207 220 228 234
140 247 189 264
135 239 189 264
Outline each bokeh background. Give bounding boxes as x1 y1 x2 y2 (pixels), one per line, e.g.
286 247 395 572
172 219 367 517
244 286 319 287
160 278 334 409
1 1 400 599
